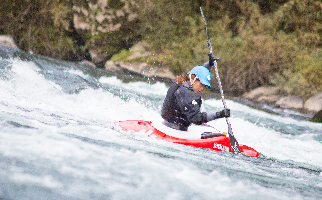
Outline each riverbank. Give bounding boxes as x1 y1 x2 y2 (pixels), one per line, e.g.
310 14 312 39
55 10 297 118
102 41 322 114
103 57 321 119
1 35 321 121
242 86 322 113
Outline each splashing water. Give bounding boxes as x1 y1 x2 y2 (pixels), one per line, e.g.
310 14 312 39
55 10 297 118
1 47 322 200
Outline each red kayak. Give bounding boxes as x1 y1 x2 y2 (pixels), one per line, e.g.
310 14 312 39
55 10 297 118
115 120 259 157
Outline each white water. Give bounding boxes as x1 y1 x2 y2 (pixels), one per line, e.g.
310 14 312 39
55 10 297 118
205 99 322 167
1 48 322 200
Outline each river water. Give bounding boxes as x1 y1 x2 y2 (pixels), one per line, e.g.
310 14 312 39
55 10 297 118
1 46 322 200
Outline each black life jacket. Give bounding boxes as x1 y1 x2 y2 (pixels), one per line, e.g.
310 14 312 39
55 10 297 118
161 82 186 126
161 81 205 130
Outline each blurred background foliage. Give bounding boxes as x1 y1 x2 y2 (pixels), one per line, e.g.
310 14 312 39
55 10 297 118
1 0 322 97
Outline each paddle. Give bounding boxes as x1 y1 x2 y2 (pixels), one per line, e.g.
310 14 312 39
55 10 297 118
200 7 241 154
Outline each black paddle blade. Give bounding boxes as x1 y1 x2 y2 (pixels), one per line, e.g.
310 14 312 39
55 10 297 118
228 129 241 154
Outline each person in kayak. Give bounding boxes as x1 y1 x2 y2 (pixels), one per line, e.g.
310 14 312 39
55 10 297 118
161 54 230 131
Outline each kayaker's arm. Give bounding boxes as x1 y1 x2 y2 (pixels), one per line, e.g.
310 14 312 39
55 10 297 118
189 111 208 125
206 109 230 122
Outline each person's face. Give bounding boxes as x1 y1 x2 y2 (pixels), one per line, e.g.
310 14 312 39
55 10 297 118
192 80 206 93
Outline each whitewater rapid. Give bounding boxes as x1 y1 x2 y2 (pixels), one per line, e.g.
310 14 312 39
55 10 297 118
1 47 322 200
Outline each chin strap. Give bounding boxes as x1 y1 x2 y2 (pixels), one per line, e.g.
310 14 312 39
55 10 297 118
189 73 198 86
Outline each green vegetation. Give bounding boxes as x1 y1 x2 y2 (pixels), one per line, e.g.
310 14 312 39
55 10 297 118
133 0 322 96
0 0 76 60
1 0 322 97
271 50 322 99
310 109 322 123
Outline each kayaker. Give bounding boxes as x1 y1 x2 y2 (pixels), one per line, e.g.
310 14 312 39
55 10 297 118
161 54 230 131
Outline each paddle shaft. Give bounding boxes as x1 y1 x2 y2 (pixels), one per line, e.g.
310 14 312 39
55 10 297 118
200 7 241 154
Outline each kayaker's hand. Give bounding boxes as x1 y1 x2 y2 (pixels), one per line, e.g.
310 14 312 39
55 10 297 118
219 108 230 118
206 108 230 122
209 53 219 66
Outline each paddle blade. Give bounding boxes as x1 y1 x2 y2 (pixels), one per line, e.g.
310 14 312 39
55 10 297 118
229 133 241 154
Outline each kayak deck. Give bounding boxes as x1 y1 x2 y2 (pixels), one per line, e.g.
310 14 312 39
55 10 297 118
115 120 259 157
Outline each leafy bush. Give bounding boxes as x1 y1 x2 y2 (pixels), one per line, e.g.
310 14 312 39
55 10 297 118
270 50 322 99
0 0 78 60
274 0 322 47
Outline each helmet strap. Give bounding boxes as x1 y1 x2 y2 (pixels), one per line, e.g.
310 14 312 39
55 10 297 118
189 73 198 86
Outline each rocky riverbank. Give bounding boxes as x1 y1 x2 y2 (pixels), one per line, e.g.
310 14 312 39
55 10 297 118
0 35 18 48
104 41 176 81
104 58 322 120
1 35 321 122
242 86 322 113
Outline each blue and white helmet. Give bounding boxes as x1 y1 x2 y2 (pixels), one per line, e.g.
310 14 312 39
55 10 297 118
189 65 211 89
